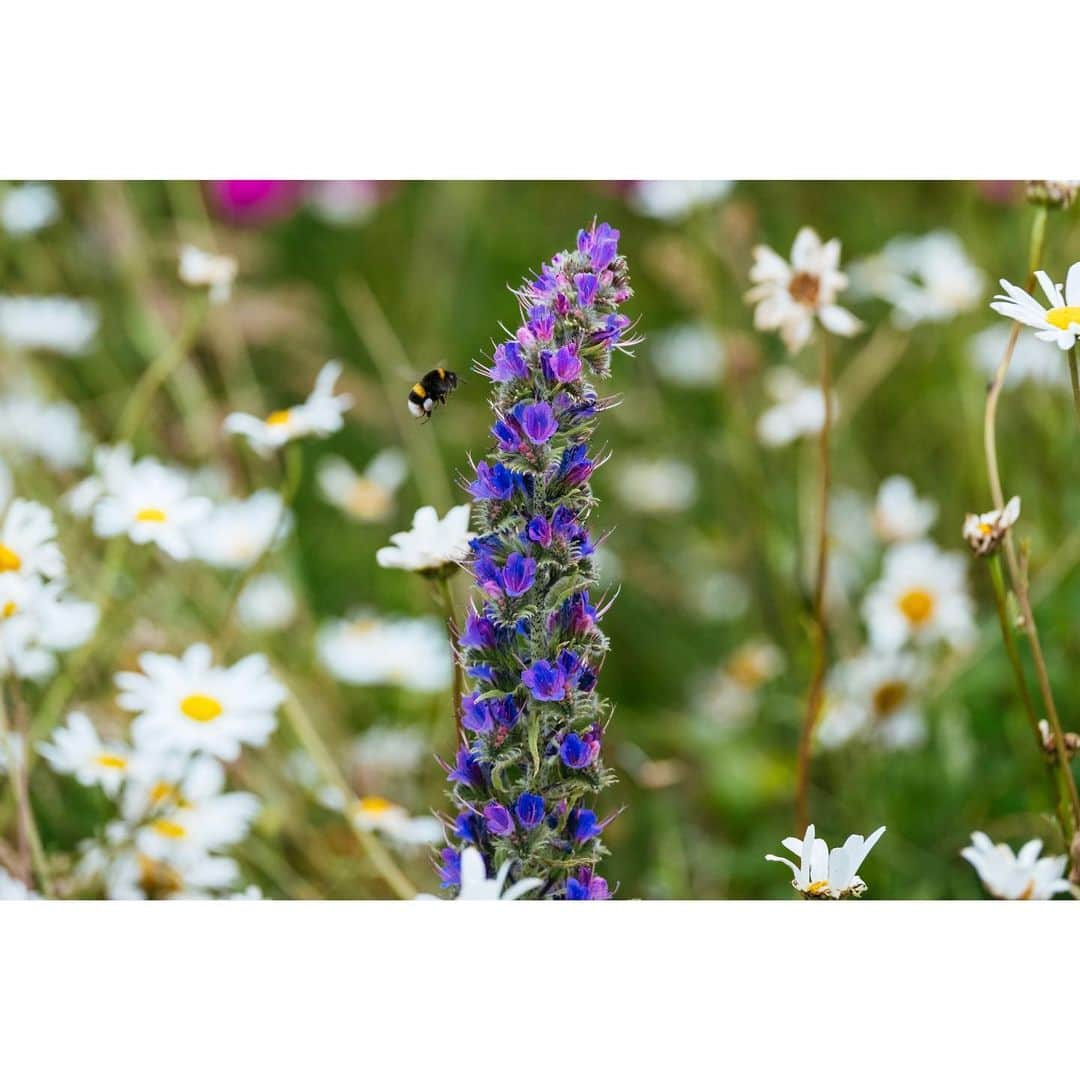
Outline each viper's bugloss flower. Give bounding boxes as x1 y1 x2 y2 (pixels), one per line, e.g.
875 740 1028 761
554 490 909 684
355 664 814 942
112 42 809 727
442 222 634 899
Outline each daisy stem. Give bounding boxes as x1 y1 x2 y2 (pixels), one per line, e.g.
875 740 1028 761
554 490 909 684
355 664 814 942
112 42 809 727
795 333 832 834
280 691 417 899
1068 346 1080 425
1 681 54 898
432 574 464 745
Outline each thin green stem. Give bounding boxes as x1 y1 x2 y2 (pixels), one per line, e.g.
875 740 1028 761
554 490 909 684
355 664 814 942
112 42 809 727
433 574 464 745
1069 346 1080 425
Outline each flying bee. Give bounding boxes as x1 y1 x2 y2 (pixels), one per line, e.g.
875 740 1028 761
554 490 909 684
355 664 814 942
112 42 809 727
408 367 458 419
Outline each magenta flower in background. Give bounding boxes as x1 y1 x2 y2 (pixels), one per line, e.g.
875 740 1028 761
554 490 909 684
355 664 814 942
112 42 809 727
204 180 304 225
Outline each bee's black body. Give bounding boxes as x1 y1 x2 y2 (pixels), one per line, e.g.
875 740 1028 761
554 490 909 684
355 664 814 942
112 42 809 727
408 367 458 418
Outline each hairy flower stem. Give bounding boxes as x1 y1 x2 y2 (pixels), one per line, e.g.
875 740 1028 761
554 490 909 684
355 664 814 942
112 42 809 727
1069 346 1080 425
987 556 1072 838
795 333 832 834
432 576 464 746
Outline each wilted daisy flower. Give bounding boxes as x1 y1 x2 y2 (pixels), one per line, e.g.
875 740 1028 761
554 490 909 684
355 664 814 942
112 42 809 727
0 576 98 681
650 323 727 387
991 263 1080 351
627 180 733 221
0 389 89 470
863 541 975 652
1 182 59 235
38 711 130 796
421 846 543 901
0 498 65 580
756 368 838 447
348 795 442 847
191 490 290 569
961 832 1071 900
91 455 212 560
317 449 408 522
818 651 928 750
0 294 99 355
872 475 938 544
1026 180 1078 210
611 457 697 514
0 867 35 900
117 643 286 762
177 244 237 304
224 360 352 456
962 495 1020 557
745 226 862 353
236 573 298 632
969 324 1069 390
375 504 474 575
766 823 886 899
849 231 984 328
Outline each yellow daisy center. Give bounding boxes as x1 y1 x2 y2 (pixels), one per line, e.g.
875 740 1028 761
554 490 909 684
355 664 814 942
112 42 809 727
806 880 831 896
898 588 935 626
266 409 292 427
1 600 17 618
1046 306 1080 331
347 479 392 519
135 508 167 523
356 795 395 817
137 855 183 897
0 544 22 572
150 781 179 804
977 521 994 536
95 753 128 770
872 680 908 715
180 693 223 723
151 819 187 840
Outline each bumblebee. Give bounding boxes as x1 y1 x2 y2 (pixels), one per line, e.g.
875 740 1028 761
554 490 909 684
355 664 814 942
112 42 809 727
408 367 458 418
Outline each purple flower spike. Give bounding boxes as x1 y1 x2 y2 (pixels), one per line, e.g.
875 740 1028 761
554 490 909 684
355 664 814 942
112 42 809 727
566 868 610 900
490 341 528 383
461 692 493 734
588 223 620 271
522 660 567 702
526 515 553 548
501 552 537 597
446 746 484 788
575 272 599 307
528 305 555 342
514 401 559 445
460 610 497 650
483 802 515 837
549 345 583 384
437 847 462 888
559 732 594 769
515 793 546 830
568 808 603 843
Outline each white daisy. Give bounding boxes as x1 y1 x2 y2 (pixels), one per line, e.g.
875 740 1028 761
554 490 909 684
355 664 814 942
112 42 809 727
117 643 286 762
191 491 290 569
0 294 99 355
317 449 408 522
236 573 298 632
0 390 90 470
696 641 784 730
756 368 838 448
351 726 428 782
650 323 727 387
349 795 442 848
872 475 938 544
1 182 59 236
224 361 352 456
818 651 928 751
104 847 241 901
0 867 36 900
962 495 1021 557
0 497 65 580
745 226 862 354
177 244 237 304
628 180 733 221
850 231 984 328
969 324 1069 390
961 832 1071 900
92 456 212 560
0 576 98 681
64 443 136 519
37 711 130 796
862 541 975 653
991 262 1080 351
376 504 474 574
316 611 451 692
612 457 697 514
418 846 542 901
766 823 886 899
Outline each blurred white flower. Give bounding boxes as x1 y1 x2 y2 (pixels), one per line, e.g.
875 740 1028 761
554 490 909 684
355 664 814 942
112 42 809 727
961 832 1070 900
0 294 99 355
117 643 286 762
766 823 886 899
351 725 428 780
872 475 938 544
177 244 237 304
818 651 928 751
306 180 384 224
745 226 861 354
418 846 542 901
91 455 212 560
0 460 10 513
0 390 89 470
0 867 36 900
225 361 352 456
612 457 696 514
317 611 451 692
628 180 733 221
850 231 984 327
349 795 442 848
236 573 298 632
650 323 727 386
1 182 59 235
98 846 241 901
693 569 750 622
191 490 290 569
962 495 1020 557
697 640 784 729
757 368 838 447
0 576 98 682
65 443 136 519
0 731 24 776
376 504 474 574
969 324 1069 390
317 449 408 522
38 711 130 796
0 497 65 580
862 541 975 652
991 263 1080 351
